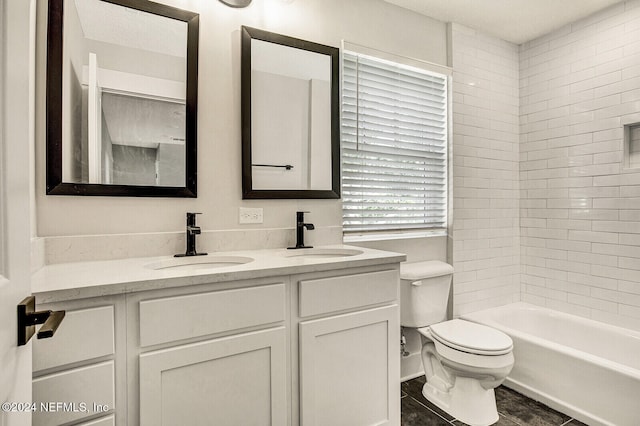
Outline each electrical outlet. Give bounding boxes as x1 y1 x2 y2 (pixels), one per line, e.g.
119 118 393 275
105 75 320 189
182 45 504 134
239 207 263 224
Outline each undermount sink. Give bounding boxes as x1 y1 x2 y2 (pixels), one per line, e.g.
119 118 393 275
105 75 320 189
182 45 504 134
146 255 254 271
284 248 363 258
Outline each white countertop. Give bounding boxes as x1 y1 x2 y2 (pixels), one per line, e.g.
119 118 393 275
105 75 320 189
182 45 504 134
32 245 406 303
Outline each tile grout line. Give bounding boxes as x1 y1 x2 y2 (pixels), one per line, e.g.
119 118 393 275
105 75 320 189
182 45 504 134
405 396 571 426
498 410 525 426
408 396 453 424
403 379 577 426
409 397 526 425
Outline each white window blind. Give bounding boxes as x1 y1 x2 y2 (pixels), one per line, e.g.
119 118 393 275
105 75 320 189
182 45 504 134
342 51 448 234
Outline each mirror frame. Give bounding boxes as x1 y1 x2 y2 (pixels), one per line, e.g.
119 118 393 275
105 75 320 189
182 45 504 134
241 26 340 199
46 0 200 197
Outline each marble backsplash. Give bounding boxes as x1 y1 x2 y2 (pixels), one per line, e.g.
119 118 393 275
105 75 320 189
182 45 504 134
32 226 342 267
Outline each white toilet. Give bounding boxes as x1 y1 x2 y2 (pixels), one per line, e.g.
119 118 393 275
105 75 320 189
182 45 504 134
400 261 514 426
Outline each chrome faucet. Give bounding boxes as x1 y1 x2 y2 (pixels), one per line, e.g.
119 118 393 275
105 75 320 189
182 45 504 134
288 211 314 249
175 212 208 257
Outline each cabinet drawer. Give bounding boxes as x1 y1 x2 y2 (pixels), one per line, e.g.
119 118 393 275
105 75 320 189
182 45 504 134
299 269 398 317
33 361 115 426
33 306 114 372
139 283 286 347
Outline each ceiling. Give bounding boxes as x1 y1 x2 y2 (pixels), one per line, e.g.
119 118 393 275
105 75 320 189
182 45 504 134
74 0 187 58
384 0 626 44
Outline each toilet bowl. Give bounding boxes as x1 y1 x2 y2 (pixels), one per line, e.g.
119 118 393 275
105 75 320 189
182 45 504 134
418 319 514 425
400 261 514 426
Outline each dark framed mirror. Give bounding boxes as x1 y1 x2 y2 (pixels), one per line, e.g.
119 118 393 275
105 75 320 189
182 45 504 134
46 0 199 197
241 26 340 199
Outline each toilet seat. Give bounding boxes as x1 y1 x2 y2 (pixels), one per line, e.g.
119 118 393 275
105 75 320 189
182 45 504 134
430 319 512 355
418 321 514 370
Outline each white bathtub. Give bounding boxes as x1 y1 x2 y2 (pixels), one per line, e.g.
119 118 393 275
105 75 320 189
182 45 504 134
462 302 640 426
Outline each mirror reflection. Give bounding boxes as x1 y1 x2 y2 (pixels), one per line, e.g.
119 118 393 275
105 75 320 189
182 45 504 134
241 26 340 199
47 0 199 196
62 0 186 186
251 39 331 190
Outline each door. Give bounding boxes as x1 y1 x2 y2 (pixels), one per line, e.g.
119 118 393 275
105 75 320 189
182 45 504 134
87 52 103 184
0 0 36 425
139 327 288 426
299 305 401 426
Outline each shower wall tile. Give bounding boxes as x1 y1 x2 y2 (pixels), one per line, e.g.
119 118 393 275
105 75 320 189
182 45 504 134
520 0 640 331
450 24 521 316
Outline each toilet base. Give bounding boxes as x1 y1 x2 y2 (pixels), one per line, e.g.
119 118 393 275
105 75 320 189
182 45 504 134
422 376 499 426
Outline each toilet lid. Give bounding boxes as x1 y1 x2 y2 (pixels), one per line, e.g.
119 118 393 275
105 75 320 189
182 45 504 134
429 319 513 355
400 260 454 280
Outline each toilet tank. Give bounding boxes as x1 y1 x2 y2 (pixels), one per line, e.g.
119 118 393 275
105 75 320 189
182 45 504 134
399 261 454 328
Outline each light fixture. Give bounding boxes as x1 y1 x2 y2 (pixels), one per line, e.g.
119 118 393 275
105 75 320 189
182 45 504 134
219 0 252 7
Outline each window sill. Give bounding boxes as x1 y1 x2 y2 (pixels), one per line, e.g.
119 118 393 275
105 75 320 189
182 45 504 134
343 229 447 243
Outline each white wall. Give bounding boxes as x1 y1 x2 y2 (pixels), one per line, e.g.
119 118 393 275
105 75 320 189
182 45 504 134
450 24 521 316
251 71 311 190
34 0 448 262
520 0 640 331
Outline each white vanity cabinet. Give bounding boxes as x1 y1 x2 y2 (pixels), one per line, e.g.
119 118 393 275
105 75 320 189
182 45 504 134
32 247 404 426
295 269 401 426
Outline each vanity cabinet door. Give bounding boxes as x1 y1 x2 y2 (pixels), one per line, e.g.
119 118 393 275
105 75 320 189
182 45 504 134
139 326 287 426
299 305 400 426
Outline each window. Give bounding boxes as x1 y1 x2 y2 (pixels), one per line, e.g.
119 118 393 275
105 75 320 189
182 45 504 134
341 50 448 236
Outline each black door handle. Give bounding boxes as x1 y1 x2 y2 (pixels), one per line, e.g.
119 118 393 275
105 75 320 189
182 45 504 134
17 296 65 346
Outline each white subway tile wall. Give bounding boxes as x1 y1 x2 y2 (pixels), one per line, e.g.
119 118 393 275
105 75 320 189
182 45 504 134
520 0 640 330
451 24 521 316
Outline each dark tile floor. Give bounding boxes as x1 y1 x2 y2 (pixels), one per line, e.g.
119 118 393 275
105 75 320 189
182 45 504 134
401 376 588 426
